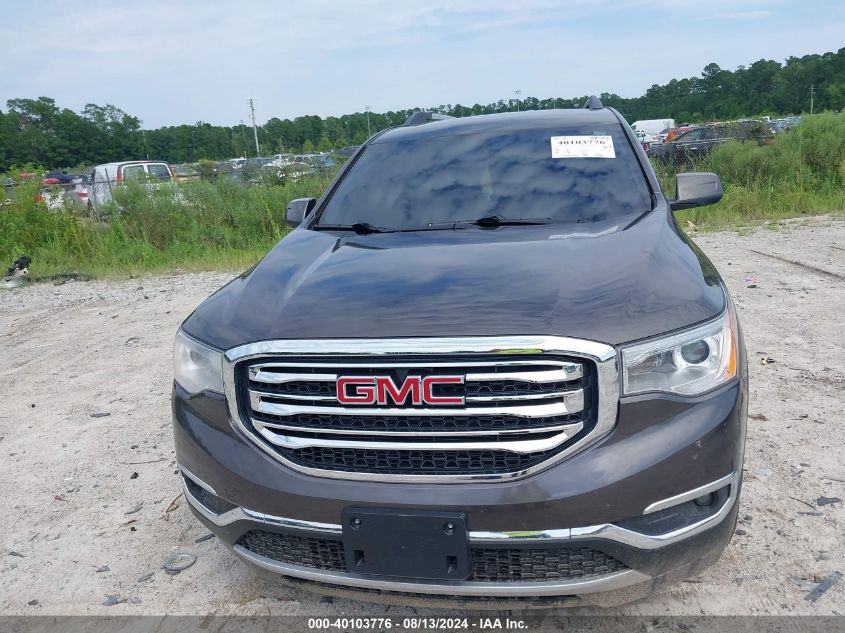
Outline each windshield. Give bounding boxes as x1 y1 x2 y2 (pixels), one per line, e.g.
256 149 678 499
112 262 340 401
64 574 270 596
317 123 651 229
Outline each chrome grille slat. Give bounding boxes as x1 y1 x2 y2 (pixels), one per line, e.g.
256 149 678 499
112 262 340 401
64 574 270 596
250 418 584 437
222 337 619 482
253 423 584 453
249 359 580 371
465 367 582 382
248 390 585 417
249 370 337 383
464 390 580 403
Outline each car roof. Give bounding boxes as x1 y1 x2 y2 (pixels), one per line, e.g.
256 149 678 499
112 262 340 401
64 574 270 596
95 160 168 169
373 109 621 144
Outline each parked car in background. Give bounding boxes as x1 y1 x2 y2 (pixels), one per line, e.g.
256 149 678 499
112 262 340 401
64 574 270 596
631 118 674 145
648 120 775 165
88 160 174 218
171 163 201 183
240 157 275 183
262 158 314 183
664 125 699 143
63 178 91 212
772 116 801 132
336 145 360 157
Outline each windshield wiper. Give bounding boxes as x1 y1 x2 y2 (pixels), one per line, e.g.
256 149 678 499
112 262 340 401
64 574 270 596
316 216 551 234
472 215 551 227
425 215 552 229
314 222 393 234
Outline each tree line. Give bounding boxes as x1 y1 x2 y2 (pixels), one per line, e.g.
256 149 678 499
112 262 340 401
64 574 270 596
1 48 842 171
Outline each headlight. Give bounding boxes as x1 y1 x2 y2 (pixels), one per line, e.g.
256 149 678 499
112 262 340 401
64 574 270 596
622 306 737 396
173 329 224 395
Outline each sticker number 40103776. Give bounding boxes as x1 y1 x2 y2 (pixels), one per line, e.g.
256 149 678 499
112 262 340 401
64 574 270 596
550 135 615 159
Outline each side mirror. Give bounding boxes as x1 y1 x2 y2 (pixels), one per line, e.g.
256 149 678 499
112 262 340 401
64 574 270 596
670 172 723 211
285 197 317 227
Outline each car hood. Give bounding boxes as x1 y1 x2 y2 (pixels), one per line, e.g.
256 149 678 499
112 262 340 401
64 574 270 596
183 208 725 350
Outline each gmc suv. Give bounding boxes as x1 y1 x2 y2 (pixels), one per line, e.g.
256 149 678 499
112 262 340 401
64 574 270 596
172 98 747 607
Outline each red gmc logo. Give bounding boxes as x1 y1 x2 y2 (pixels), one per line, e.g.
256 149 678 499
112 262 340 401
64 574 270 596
336 375 464 406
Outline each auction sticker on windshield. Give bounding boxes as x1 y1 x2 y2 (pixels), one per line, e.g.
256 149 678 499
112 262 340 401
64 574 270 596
550 135 615 158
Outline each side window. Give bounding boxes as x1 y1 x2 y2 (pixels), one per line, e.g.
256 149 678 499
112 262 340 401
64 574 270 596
678 129 704 142
122 164 145 180
147 163 172 181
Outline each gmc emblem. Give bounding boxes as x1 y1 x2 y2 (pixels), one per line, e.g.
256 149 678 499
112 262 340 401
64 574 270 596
336 375 464 406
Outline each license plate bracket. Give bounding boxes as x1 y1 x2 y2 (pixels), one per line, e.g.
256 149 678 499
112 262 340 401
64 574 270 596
341 507 470 580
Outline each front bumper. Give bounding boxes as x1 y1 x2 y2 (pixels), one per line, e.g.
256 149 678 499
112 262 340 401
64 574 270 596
173 374 746 600
182 467 739 598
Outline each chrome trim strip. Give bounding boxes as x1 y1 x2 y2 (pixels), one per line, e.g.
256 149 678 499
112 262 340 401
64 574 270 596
250 419 581 438
255 391 338 402
242 508 344 535
180 478 250 527
249 369 337 383
179 465 218 496
232 546 650 596
253 423 584 453
469 529 571 541
226 338 616 362
251 359 582 373
223 336 619 483
253 388 582 404
249 389 584 417
464 389 583 403
571 471 739 550
465 366 582 382
182 477 343 533
643 472 736 514
182 470 738 551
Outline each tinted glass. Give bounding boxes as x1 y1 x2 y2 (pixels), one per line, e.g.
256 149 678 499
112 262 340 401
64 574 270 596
319 123 650 228
676 129 704 142
147 163 171 181
122 164 145 180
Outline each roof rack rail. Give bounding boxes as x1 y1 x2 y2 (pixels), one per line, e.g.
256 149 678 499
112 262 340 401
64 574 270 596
402 111 455 127
583 95 604 110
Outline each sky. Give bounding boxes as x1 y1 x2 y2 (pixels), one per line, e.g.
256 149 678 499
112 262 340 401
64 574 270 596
1 0 843 129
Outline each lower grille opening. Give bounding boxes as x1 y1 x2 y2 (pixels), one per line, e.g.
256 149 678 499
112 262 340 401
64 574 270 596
236 530 627 582
281 446 564 475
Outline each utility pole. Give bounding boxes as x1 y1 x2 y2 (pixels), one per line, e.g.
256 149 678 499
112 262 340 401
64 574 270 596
810 85 815 115
365 106 371 138
515 90 522 112
247 97 261 157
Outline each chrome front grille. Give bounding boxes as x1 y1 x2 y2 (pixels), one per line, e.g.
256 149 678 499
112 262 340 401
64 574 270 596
223 337 619 482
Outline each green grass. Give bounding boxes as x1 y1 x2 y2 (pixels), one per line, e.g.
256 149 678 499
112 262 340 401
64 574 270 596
2 111 844 278
1 171 334 277
654 111 845 230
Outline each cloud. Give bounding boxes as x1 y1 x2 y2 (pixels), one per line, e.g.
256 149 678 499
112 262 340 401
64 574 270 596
0 0 842 127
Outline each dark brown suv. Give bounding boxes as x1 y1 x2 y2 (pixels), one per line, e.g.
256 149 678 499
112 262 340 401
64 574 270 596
172 98 747 606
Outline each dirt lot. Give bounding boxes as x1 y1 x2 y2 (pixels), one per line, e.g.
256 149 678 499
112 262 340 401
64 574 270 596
1 217 843 616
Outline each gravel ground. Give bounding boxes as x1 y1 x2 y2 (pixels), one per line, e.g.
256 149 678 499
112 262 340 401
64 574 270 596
0 217 843 616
